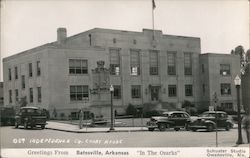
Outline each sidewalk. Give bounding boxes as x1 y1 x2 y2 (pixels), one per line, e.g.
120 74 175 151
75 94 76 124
46 121 148 133
46 121 239 133
233 143 250 147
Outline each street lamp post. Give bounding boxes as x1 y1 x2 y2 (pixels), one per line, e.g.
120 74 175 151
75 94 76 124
109 85 115 131
234 75 243 144
213 92 218 147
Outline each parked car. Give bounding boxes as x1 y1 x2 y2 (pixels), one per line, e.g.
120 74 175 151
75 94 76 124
189 111 233 132
0 107 15 126
146 111 191 131
15 106 47 129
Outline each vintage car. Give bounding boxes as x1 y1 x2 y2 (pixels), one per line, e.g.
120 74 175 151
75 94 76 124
146 111 191 131
0 107 15 126
15 106 47 129
189 111 233 132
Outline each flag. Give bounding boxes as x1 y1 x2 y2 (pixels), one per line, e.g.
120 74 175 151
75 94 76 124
152 0 156 10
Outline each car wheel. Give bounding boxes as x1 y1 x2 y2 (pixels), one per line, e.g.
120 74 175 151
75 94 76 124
174 128 180 131
225 123 231 131
185 124 190 131
14 122 19 128
24 122 28 129
148 128 155 131
41 125 45 129
159 123 166 131
190 128 197 132
207 124 214 132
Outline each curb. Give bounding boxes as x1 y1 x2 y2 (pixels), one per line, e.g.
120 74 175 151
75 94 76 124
46 127 147 133
232 143 250 147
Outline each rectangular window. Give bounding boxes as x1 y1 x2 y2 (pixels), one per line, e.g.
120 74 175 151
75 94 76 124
29 88 33 103
167 51 176 75
185 84 193 96
29 63 33 77
201 64 205 73
21 75 25 89
168 85 177 97
202 84 205 95
8 68 11 80
130 50 140 76
9 90 12 103
221 103 233 111
15 89 18 102
37 87 41 103
70 85 89 101
149 50 159 75
184 52 192 75
15 67 18 79
220 83 231 95
109 49 120 75
113 85 121 99
69 59 88 74
131 85 141 98
220 64 230 75
37 61 41 76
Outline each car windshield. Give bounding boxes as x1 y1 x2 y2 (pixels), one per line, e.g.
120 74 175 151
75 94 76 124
200 113 215 117
162 113 169 117
21 108 45 115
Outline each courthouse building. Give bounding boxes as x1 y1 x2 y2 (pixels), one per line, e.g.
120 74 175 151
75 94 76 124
2 28 240 118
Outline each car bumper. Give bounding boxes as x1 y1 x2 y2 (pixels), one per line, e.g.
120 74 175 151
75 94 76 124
189 125 207 129
147 122 157 128
28 121 47 126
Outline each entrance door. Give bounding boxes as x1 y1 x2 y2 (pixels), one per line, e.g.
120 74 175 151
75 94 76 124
151 86 160 101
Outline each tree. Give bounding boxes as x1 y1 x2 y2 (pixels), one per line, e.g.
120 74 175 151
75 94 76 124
232 45 246 68
231 46 250 114
246 49 250 63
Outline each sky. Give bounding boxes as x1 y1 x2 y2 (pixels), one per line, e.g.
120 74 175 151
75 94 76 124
0 0 249 81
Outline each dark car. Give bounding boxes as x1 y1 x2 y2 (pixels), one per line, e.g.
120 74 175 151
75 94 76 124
146 111 191 131
189 111 233 132
15 107 47 129
0 107 15 126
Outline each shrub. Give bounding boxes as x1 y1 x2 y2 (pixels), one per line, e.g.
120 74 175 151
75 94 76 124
143 110 161 118
60 113 65 119
126 104 137 117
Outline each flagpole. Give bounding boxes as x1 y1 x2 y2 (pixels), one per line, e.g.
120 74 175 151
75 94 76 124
152 0 155 40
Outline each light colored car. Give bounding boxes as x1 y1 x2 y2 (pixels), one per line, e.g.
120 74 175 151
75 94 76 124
189 111 233 132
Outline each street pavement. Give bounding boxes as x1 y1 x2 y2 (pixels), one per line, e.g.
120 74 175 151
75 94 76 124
46 121 241 133
1 125 249 148
45 121 250 147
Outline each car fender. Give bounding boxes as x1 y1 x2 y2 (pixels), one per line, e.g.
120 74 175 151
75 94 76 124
204 120 216 126
226 120 234 127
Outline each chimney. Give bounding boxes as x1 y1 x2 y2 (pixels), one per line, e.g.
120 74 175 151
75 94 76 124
57 27 67 44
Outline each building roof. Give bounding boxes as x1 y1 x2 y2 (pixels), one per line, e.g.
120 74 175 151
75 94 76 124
20 106 39 109
3 28 200 62
201 53 237 56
